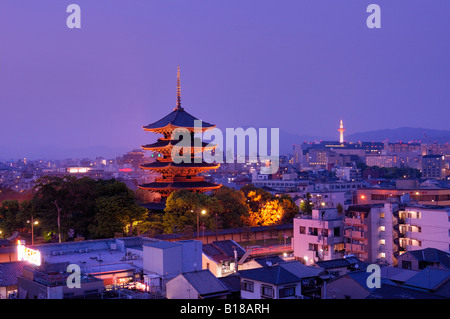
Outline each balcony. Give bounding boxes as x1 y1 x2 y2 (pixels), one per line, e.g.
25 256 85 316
345 243 365 253
344 218 366 228
345 229 365 239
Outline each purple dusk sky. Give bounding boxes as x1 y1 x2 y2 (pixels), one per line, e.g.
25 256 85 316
0 0 449 160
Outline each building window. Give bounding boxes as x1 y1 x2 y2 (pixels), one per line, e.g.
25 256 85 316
261 285 274 298
380 212 385 218
380 239 385 245
380 226 385 232
402 260 412 270
380 252 386 258
299 226 306 234
279 285 296 298
333 227 341 237
241 281 254 293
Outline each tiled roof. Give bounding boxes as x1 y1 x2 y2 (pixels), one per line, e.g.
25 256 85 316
279 261 324 279
238 265 301 285
407 248 450 269
143 108 215 130
366 283 447 299
202 240 246 263
139 181 221 190
404 267 450 290
0 261 25 286
180 270 229 296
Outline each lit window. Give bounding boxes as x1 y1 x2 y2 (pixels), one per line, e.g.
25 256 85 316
380 252 386 258
380 239 385 245
380 226 385 232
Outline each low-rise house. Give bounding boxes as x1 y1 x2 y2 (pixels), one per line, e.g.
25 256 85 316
0 261 25 299
379 265 418 285
314 256 367 277
202 240 246 277
322 270 396 299
278 261 328 298
366 283 447 299
166 269 230 299
238 265 303 299
397 248 450 271
239 255 286 270
403 267 450 298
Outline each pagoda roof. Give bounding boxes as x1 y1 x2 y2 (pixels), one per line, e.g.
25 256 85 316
143 107 215 131
140 161 219 170
142 139 212 150
139 181 221 190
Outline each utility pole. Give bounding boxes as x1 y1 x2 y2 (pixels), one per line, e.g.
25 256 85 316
52 200 62 243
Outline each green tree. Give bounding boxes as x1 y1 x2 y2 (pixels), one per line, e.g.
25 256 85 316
88 181 148 238
213 186 249 228
299 192 313 214
162 190 221 234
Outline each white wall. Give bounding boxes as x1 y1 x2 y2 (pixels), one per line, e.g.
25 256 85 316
166 275 198 299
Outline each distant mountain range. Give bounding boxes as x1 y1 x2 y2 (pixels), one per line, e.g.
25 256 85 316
2 127 449 161
278 127 450 154
345 127 450 144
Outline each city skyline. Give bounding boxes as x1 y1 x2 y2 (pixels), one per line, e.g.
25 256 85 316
1 1 449 159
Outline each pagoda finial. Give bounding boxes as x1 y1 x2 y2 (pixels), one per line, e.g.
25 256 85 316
175 65 183 110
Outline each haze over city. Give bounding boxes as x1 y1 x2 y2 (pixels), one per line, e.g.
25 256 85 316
0 1 449 160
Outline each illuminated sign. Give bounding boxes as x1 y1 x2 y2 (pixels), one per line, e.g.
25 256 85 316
17 240 42 266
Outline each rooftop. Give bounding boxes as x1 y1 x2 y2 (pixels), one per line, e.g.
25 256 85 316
143 108 215 131
179 269 230 297
237 265 301 285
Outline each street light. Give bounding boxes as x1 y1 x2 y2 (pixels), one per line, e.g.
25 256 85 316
197 209 206 239
27 215 38 245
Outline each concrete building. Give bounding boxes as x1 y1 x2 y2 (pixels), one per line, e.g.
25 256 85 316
421 155 447 180
356 186 450 206
293 208 345 264
366 154 400 168
16 262 104 299
344 203 397 266
335 166 361 182
143 240 202 277
397 206 450 253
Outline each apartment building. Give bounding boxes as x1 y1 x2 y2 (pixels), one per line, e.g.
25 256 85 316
344 202 396 266
357 187 450 206
397 205 450 253
292 208 345 264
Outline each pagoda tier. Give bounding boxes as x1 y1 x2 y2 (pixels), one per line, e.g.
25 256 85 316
141 137 215 155
140 161 220 177
138 66 221 198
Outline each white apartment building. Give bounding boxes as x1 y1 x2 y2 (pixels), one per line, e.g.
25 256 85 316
292 208 345 265
344 202 396 266
398 205 450 253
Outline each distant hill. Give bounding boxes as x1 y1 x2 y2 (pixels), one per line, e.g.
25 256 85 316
345 127 450 144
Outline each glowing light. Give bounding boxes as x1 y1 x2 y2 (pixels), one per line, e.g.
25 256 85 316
68 167 89 174
360 195 365 199
17 240 41 266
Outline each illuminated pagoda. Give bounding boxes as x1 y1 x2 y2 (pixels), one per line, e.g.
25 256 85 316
138 67 221 198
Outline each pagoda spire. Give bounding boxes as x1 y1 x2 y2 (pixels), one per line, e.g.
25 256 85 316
175 65 183 110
